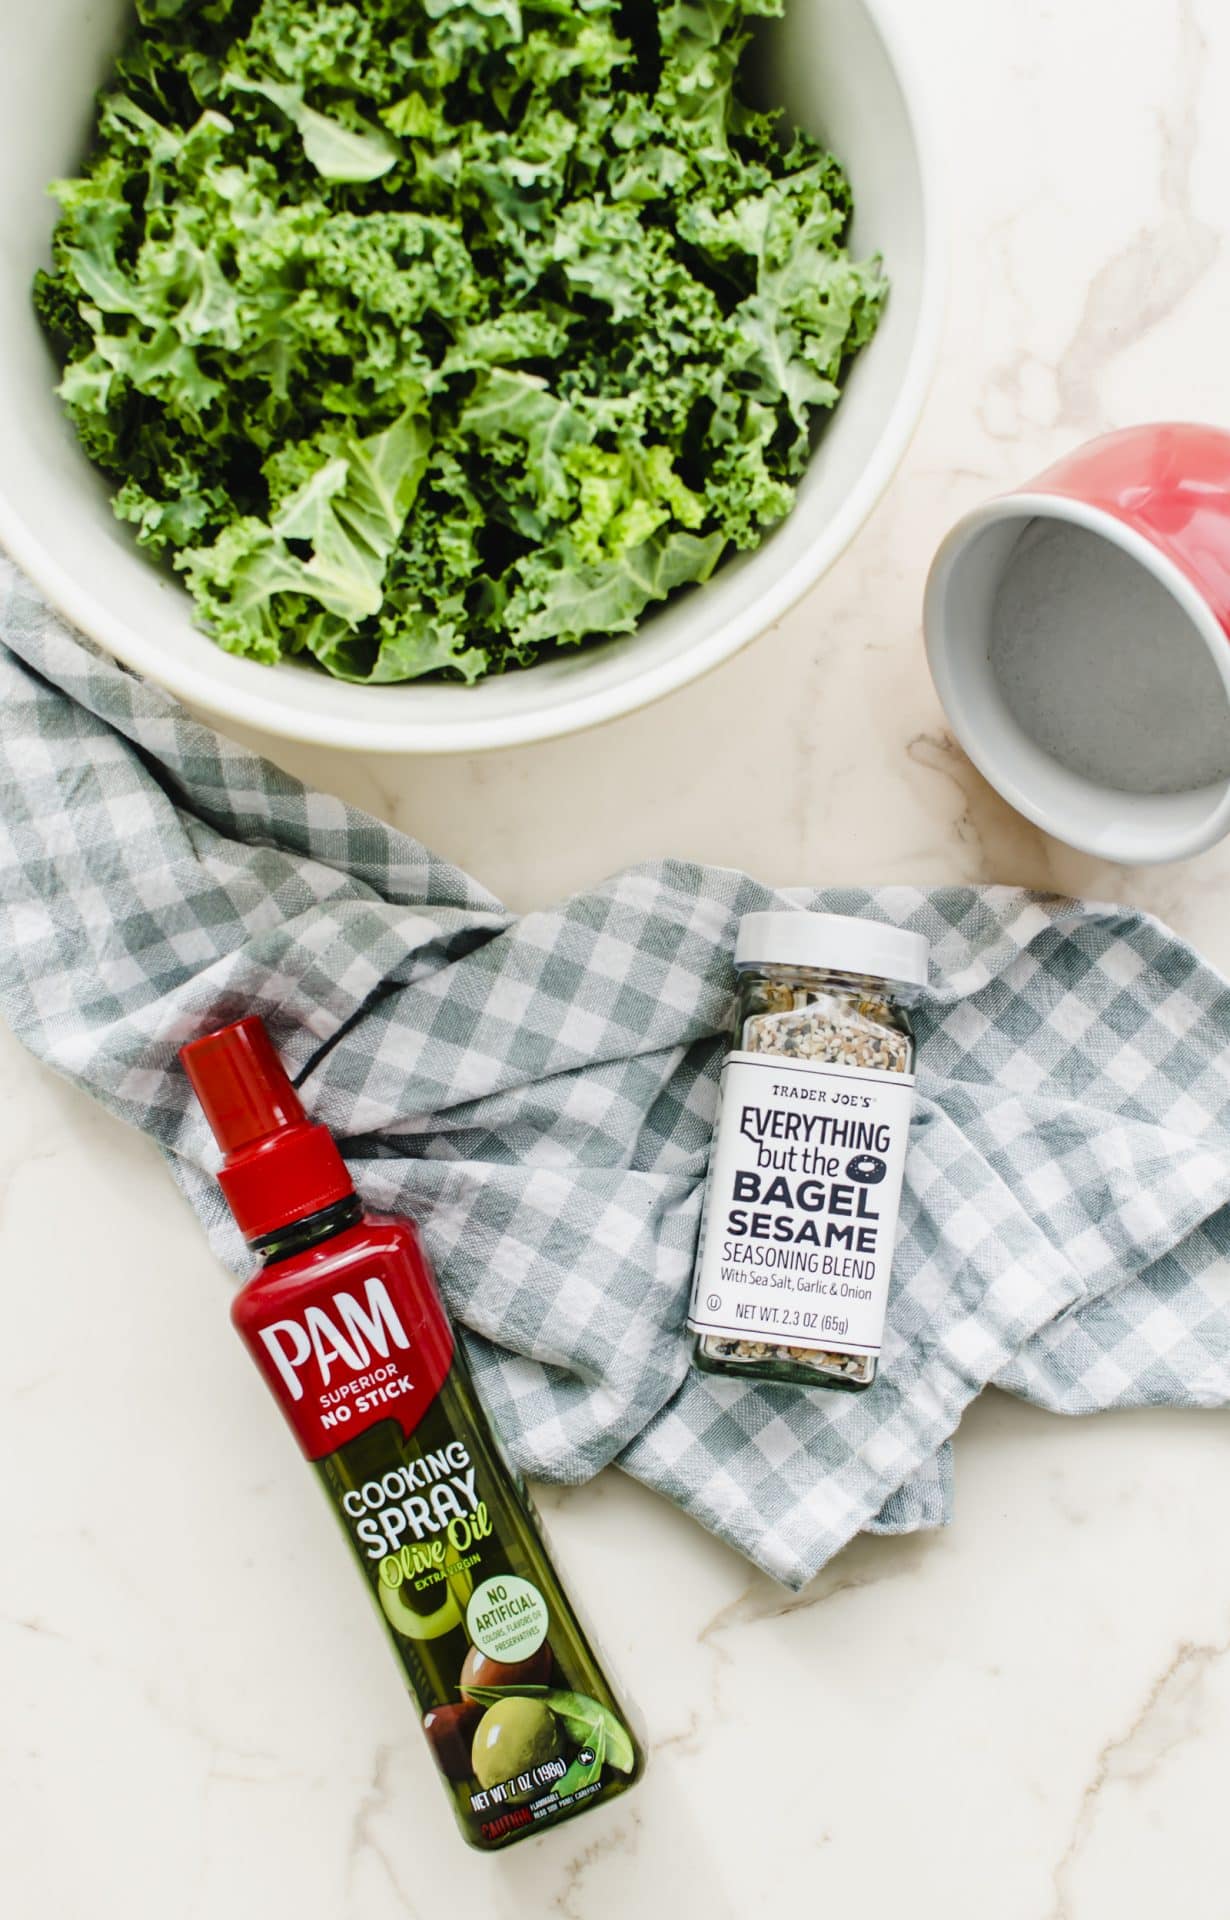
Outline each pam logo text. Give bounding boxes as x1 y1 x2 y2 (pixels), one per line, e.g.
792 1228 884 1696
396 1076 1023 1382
259 1277 410 1400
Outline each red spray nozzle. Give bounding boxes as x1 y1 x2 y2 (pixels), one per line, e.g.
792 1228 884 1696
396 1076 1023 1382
180 1016 306 1151
180 1016 353 1242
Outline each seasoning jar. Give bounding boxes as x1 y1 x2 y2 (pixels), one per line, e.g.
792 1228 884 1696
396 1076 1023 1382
687 912 928 1392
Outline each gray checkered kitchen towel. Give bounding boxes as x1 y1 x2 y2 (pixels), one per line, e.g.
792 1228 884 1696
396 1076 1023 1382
3 558 1230 1589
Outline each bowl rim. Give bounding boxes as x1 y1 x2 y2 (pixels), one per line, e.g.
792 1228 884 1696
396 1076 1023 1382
0 0 946 756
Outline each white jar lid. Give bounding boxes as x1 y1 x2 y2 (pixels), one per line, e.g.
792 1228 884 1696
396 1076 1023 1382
733 911 930 989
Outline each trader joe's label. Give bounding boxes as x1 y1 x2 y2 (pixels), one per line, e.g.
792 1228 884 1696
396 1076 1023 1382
687 1052 914 1357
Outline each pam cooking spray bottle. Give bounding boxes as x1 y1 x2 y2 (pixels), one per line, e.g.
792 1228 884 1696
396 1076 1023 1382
181 1015 642 1851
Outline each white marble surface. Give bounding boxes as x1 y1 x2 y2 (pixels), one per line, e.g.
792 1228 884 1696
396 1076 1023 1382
7 0 1230 1912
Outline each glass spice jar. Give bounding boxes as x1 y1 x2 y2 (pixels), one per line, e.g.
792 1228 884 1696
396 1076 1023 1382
687 912 928 1392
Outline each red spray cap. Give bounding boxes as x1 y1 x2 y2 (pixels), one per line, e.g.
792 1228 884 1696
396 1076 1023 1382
180 1016 354 1241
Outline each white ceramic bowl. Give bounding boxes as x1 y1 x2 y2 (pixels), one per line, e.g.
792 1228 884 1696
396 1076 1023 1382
0 0 941 754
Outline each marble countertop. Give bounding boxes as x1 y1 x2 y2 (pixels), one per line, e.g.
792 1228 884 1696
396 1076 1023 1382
7 1 1230 1913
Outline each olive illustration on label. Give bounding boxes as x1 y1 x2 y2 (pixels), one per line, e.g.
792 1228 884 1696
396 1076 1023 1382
460 1641 554 1700
846 1152 888 1185
472 1697 564 1800
422 1700 483 1782
378 1577 464 1641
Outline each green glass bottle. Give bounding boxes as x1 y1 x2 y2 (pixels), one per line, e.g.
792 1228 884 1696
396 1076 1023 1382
181 1016 643 1851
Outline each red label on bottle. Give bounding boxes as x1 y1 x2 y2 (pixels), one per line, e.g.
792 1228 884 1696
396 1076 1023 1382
232 1219 455 1461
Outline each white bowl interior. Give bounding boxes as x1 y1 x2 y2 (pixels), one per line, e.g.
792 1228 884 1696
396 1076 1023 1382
0 0 935 751
925 498 1230 864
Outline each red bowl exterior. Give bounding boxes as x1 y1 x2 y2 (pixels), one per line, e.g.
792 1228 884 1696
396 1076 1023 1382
1029 424 1230 643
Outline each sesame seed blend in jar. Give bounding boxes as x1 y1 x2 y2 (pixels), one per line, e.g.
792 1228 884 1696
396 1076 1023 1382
687 912 928 1393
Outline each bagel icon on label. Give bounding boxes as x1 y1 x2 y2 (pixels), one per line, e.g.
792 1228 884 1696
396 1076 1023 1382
846 1152 888 1185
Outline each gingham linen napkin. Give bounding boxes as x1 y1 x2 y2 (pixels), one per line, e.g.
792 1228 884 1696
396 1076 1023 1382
3 559 1230 1588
